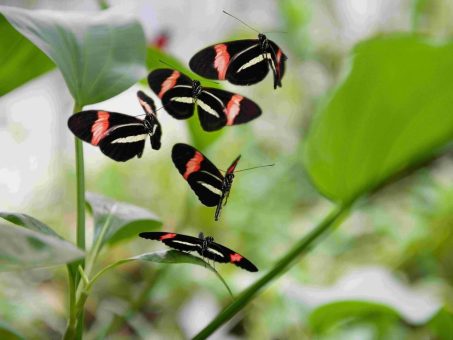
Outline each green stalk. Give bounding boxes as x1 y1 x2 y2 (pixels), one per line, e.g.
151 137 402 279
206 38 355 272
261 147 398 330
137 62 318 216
73 103 85 340
192 202 352 340
63 103 86 340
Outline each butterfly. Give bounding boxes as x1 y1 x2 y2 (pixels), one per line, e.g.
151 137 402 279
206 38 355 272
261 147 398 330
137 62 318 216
189 33 287 89
147 68 261 131
68 91 162 162
139 231 258 272
171 143 240 221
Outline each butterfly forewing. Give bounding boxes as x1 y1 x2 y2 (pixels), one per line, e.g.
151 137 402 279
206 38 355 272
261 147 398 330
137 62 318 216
227 44 271 86
202 88 262 128
137 90 157 114
189 39 259 80
139 232 202 252
268 40 287 88
207 241 258 272
196 90 227 131
147 68 192 98
171 143 224 207
161 86 195 119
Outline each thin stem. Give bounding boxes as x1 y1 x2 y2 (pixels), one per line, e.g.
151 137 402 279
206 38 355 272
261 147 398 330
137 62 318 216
63 265 77 340
83 205 116 279
73 102 86 340
74 138 85 251
192 202 353 340
62 103 86 340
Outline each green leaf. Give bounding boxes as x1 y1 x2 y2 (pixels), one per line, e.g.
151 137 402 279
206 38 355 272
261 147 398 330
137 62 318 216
94 250 232 296
146 46 224 149
0 321 24 340
0 223 84 271
428 308 453 340
0 6 146 106
86 192 161 246
304 35 453 203
0 212 62 239
0 14 54 96
309 300 400 333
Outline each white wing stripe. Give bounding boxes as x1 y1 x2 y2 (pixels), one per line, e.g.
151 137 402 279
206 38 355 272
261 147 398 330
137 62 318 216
111 134 147 144
197 99 220 118
236 53 272 73
196 181 223 196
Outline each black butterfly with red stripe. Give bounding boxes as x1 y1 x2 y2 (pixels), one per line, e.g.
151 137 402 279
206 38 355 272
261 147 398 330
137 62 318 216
147 68 261 132
139 231 258 272
67 91 162 162
189 33 287 89
171 143 240 221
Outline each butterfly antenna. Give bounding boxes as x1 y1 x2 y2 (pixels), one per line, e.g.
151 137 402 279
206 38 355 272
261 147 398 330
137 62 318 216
222 10 260 34
262 31 288 34
158 59 180 71
235 163 275 173
133 104 167 118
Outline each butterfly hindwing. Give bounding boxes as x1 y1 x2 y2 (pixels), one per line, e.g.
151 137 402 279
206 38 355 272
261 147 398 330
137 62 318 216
171 143 224 207
189 39 259 80
68 110 141 145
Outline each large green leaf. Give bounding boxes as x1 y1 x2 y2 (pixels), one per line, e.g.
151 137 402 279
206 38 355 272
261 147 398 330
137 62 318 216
86 192 161 246
309 300 400 333
0 14 54 96
95 250 232 296
0 6 146 106
0 223 84 271
304 35 453 203
0 321 24 340
0 212 62 239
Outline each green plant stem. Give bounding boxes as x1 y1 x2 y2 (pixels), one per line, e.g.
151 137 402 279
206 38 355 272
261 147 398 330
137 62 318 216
192 202 352 340
63 265 77 340
63 103 86 340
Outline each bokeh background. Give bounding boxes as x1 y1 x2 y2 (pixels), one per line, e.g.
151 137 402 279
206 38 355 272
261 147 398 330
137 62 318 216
1 0 453 339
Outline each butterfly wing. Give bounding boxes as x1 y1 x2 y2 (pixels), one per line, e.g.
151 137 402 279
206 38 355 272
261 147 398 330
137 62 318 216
98 124 148 161
198 88 261 131
136 91 162 150
171 143 224 207
267 40 287 89
205 241 258 272
148 69 194 119
225 43 271 86
189 39 259 81
139 232 202 252
137 90 157 115
68 110 147 161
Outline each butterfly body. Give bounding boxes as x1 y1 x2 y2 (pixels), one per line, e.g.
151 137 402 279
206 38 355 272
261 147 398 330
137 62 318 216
189 33 287 89
68 91 162 162
148 69 261 131
139 231 258 272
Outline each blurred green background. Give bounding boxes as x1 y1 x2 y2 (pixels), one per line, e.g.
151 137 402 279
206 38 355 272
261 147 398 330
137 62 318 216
1 0 453 339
